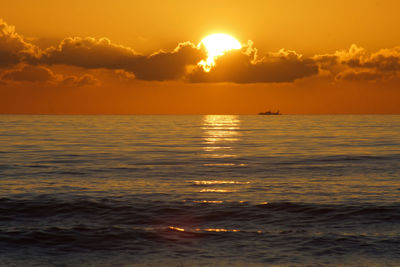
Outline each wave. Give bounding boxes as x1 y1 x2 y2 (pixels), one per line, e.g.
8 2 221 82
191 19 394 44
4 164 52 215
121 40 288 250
1 196 399 264
1 196 399 225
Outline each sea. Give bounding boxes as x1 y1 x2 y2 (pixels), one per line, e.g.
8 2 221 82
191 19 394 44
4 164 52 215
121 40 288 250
0 115 399 266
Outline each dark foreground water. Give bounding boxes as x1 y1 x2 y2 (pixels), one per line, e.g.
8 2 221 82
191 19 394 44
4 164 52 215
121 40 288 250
0 115 399 266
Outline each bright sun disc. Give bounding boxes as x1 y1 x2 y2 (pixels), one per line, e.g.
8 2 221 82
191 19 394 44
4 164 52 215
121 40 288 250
198 33 241 72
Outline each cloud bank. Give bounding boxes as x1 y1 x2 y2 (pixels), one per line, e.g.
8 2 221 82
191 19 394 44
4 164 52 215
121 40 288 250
36 38 318 83
1 19 399 86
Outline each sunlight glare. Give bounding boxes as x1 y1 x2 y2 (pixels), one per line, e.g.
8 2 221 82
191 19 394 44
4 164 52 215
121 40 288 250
198 33 242 72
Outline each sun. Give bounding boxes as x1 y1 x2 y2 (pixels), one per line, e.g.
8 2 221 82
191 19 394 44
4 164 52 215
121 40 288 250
198 33 242 72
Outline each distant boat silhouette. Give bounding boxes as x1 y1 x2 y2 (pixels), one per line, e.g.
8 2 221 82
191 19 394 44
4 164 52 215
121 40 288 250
258 110 282 115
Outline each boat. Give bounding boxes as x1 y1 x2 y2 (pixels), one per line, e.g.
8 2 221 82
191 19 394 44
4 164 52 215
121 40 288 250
258 110 282 115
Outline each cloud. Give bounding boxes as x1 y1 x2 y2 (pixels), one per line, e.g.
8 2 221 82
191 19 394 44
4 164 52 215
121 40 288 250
188 42 319 83
314 44 400 81
130 42 206 80
0 19 39 67
39 37 139 69
345 46 400 72
39 38 206 81
1 64 98 87
2 65 57 82
335 69 383 81
62 74 99 87
0 19 328 84
113 69 136 81
38 36 318 83
2 19 399 85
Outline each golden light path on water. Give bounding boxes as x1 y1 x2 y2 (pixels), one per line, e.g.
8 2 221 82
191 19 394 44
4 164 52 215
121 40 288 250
169 226 242 233
202 115 240 159
193 180 250 185
190 115 251 198
172 115 255 235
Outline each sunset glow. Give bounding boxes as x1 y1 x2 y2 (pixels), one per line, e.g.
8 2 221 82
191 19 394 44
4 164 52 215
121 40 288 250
198 33 242 72
1 2 399 265
1 1 400 114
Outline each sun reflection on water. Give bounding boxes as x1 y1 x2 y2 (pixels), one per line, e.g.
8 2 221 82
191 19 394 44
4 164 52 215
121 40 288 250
169 226 241 233
192 200 224 203
200 189 237 193
169 226 185 232
193 180 250 185
198 115 249 195
202 115 241 160
202 115 241 146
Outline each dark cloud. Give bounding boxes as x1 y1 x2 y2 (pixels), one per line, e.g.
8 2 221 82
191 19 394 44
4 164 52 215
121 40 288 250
39 37 139 69
40 38 318 83
0 19 39 67
1 64 98 87
2 65 57 82
130 42 206 80
188 44 319 83
335 70 383 81
39 38 206 81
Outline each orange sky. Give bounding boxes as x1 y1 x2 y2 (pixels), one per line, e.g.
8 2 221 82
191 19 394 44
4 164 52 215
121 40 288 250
1 0 400 114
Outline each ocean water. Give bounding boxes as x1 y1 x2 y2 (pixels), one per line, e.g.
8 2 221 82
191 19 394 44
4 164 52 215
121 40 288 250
0 115 399 266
